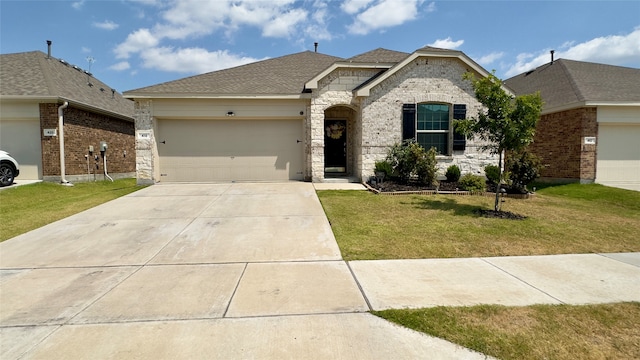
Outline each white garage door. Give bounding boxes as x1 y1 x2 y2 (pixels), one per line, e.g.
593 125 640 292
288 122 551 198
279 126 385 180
596 124 640 191
0 119 42 180
157 119 304 182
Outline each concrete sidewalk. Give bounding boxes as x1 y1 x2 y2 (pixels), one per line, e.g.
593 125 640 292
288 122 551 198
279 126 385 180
1 182 638 359
350 253 640 310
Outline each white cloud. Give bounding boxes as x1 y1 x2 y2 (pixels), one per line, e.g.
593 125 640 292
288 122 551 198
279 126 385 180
139 47 263 73
341 0 375 14
428 37 464 49
114 28 159 59
71 1 84 10
347 0 424 35
263 8 308 38
113 0 330 74
81 47 92 53
93 20 119 31
109 61 131 71
505 27 640 77
477 51 504 66
425 1 436 13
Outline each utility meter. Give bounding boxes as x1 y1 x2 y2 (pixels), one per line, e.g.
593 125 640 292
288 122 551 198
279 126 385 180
100 141 108 152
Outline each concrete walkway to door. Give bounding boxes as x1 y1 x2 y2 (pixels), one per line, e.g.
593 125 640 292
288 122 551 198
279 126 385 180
0 182 488 359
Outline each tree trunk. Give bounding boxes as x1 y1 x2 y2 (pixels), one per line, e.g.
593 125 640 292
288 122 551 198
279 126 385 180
494 151 503 212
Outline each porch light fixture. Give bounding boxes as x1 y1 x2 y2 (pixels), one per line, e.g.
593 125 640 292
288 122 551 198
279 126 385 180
226 111 235 116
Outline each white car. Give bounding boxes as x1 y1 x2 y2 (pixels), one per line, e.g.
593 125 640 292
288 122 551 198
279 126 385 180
0 150 20 187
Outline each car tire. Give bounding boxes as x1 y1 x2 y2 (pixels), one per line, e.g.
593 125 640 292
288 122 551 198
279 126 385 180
0 163 15 187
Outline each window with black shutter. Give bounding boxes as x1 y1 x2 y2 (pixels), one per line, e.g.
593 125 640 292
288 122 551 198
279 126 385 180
452 104 467 151
402 104 416 140
401 103 467 154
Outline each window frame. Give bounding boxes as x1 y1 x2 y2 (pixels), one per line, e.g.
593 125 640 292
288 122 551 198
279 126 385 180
402 102 466 156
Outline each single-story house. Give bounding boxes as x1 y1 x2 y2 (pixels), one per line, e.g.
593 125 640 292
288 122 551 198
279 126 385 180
124 46 502 184
504 58 640 191
0 44 135 183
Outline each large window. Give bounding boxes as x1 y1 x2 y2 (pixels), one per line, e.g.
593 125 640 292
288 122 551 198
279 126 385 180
417 104 449 154
402 103 466 155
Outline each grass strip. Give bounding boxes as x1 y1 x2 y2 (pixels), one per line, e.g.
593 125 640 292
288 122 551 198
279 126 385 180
0 179 144 242
373 302 640 360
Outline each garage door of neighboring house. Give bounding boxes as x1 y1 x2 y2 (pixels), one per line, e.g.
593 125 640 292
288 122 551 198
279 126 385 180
596 124 640 191
0 119 42 180
156 119 304 182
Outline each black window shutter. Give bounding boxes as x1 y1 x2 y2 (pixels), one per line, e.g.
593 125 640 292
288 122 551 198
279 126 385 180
453 104 466 150
402 104 416 140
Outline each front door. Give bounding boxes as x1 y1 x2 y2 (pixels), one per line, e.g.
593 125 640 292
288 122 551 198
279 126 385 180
324 120 347 174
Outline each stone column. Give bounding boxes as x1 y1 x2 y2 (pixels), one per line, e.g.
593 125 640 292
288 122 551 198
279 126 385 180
134 100 155 185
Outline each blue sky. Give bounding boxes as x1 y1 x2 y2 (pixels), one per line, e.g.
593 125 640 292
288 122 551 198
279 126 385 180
2 0 639 93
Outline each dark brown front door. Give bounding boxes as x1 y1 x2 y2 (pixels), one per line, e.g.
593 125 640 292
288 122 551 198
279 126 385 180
324 120 347 173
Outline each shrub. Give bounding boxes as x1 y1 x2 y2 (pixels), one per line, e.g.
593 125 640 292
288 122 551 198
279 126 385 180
415 146 439 187
445 165 461 182
458 173 486 192
484 164 501 185
506 150 542 191
374 160 394 177
386 140 439 186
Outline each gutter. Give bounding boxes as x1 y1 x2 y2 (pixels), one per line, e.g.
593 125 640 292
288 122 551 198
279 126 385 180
58 101 72 185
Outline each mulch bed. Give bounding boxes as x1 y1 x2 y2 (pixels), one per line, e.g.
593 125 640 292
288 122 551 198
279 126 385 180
369 179 530 220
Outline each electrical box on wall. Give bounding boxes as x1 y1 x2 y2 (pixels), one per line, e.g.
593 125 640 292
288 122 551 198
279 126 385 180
100 141 108 151
43 129 57 137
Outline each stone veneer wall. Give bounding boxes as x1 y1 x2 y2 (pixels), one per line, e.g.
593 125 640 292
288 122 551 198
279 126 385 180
529 107 597 182
359 57 497 180
40 103 135 182
133 100 156 185
309 68 378 181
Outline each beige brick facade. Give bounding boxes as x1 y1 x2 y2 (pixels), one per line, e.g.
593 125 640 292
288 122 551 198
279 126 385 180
308 57 498 182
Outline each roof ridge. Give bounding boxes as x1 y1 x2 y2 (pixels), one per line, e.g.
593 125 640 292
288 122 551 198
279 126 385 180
557 59 586 102
36 52 59 97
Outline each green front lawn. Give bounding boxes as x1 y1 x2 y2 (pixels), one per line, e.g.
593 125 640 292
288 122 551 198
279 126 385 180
317 183 640 260
0 179 144 242
319 183 640 360
374 302 640 360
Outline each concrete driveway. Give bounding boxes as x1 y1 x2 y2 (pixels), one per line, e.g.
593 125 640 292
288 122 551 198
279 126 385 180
0 182 488 359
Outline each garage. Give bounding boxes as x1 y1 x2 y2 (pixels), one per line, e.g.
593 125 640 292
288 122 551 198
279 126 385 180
156 119 304 182
0 119 42 180
596 124 640 191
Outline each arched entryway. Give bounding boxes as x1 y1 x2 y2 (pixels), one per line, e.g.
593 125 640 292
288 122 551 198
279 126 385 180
324 106 357 178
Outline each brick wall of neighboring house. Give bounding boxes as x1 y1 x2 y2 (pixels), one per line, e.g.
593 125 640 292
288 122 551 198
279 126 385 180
529 107 597 182
40 103 135 181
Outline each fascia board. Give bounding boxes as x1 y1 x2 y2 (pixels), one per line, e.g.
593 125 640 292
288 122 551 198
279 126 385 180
123 93 308 100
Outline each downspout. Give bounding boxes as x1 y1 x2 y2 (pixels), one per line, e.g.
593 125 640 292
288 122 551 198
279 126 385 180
58 101 72 185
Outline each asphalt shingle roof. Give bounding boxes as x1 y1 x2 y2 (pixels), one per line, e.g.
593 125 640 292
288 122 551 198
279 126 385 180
126 51 343 96
504 59 640 110
0 51 134 119
345 48 409 63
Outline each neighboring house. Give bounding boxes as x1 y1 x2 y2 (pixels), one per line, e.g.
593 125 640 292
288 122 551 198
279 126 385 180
125 47 500 184
505 59 640 191
0 46 135 183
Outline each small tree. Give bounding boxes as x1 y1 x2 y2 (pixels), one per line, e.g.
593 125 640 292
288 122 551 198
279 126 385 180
457 71 542 211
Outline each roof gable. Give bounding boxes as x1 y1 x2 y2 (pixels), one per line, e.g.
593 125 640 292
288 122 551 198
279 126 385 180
504 59 640 112
125 51 342 97
0 51 134 119
354 47 492 97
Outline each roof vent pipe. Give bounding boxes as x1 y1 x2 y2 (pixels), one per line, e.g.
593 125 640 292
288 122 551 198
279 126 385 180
47 40 52 59
550 50 555 64
314 42 318 53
